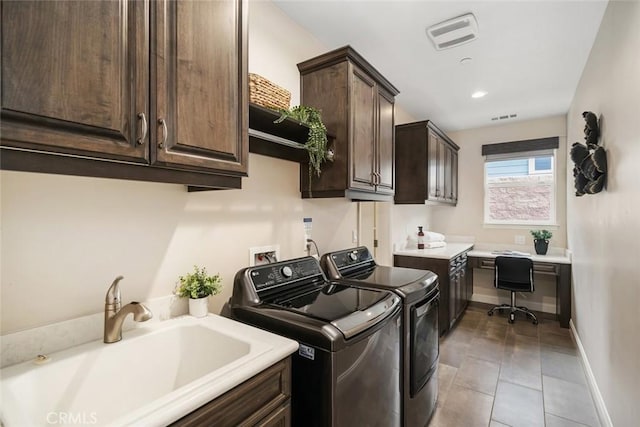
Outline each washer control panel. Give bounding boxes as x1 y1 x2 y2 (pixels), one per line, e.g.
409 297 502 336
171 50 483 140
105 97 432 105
249 257 323 292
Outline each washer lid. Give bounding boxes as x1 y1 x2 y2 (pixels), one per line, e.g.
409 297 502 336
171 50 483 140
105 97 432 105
270 283 399 339
346 265 438 294
322 247 439 299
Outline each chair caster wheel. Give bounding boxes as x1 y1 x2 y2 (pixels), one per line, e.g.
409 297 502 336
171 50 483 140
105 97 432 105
508 313 515 324
533 319 539 325
487 311 494 316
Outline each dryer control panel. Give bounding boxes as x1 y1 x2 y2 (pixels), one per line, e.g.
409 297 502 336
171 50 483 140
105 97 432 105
329 247 375 271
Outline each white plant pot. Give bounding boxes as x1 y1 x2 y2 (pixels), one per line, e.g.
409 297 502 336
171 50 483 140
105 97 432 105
188 297 209 318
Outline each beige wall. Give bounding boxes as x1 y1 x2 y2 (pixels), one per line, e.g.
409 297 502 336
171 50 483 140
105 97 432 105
431 116 567 313
432 115 568 249
384 116 567 312
0 0 358 334
0 153 308 333
566 1 640 425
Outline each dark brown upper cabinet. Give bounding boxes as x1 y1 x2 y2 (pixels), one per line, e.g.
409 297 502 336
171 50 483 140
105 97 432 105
395 120 459 205
1 0 247 188
297 46 399 200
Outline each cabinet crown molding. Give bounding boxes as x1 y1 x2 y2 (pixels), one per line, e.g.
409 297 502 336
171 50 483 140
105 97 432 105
297 45 399 97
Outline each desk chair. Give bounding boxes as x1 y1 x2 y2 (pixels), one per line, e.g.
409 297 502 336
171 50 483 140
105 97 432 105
487 256 538 324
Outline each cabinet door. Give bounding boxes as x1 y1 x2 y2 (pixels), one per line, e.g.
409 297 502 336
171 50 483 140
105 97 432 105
1 0 148 163
459 265 467 312
427 130 439 200
451 149 459 203
350 66 376 191
154 0 248 175
449 270 457 328
258 404 291 427
437 138 447 201
443 144 453 202
376 89 395 193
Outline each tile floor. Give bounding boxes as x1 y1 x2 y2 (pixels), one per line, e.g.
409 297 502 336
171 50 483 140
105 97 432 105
430 305 600 427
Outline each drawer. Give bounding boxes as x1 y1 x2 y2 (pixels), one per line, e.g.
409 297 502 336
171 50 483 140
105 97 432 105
477 258 558 276
450 254 465 268
533 263 559 275
480 259 495 269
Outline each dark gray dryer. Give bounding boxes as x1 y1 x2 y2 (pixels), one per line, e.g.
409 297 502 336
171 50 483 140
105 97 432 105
322 247 440 427
229 256 402 427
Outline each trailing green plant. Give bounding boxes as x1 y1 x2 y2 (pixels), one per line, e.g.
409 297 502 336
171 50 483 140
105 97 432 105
530 229 553 241
275 105 331 194
175 265 222 299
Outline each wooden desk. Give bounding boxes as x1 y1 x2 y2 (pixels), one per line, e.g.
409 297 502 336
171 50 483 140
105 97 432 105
467 251 572 328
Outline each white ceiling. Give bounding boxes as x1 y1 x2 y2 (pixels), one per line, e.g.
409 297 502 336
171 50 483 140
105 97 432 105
273 0 609 132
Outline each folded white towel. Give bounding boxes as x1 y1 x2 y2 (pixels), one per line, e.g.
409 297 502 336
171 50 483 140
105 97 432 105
423 241 446 249
424 231 445 242
406 231 446 249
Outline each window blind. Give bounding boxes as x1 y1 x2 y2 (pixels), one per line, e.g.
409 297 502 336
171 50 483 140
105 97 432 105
481 137 559 156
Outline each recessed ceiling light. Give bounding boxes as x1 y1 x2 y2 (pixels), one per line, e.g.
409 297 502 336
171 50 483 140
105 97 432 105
471 91 487 98
460 57 473 65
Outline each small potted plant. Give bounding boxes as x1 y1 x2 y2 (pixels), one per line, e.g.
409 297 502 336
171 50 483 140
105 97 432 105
175 265 222 317
530 230 553 255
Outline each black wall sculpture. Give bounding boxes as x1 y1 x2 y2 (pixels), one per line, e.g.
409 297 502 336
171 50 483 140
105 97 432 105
570 111 607 196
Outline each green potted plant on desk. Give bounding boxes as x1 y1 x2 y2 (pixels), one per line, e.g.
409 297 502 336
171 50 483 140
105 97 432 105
530 230 553 255
175 265 222 318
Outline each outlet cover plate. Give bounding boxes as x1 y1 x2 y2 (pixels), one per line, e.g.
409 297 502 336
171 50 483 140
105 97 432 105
249 245 280 266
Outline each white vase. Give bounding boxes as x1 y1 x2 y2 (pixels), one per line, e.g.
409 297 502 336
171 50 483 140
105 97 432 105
188 297 208 318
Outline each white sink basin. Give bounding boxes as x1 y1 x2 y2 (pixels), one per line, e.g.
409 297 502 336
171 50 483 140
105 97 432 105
0 315 298 426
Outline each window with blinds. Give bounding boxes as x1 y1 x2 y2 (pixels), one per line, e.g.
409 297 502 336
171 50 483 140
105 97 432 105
482 137 558 226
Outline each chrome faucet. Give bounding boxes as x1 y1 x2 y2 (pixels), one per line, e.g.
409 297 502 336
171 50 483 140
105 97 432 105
104 276 153 343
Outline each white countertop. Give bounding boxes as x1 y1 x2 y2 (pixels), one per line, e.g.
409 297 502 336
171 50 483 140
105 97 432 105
394 242 474 260
0 314 298 427
467 249 571 264
394 241 571 264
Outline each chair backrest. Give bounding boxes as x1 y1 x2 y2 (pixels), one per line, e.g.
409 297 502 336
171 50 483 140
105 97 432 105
494 256 534 292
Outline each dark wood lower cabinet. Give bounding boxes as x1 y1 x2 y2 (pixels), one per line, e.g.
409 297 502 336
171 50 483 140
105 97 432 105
394 252 471 336
170 357 291 427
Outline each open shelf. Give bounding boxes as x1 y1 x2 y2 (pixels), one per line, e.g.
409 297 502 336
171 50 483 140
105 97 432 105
249 103 334 163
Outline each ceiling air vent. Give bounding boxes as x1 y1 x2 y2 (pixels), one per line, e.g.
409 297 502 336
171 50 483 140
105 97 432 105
426 13 479 50
491 114 518 121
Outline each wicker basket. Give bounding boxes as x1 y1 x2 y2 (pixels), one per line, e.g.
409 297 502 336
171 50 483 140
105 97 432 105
249 73 291 110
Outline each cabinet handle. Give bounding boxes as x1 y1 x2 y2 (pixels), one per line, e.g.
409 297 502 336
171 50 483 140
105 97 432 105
136 113 147 145
158 118 168 149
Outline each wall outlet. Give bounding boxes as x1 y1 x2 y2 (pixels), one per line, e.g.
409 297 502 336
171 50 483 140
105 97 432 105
249 245 280 266
515 235 526 245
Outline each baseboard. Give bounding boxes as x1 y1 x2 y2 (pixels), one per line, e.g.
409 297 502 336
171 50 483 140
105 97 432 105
570 319 613 427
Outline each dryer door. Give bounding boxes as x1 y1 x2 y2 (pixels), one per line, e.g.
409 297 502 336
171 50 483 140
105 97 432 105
410 291 440 396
